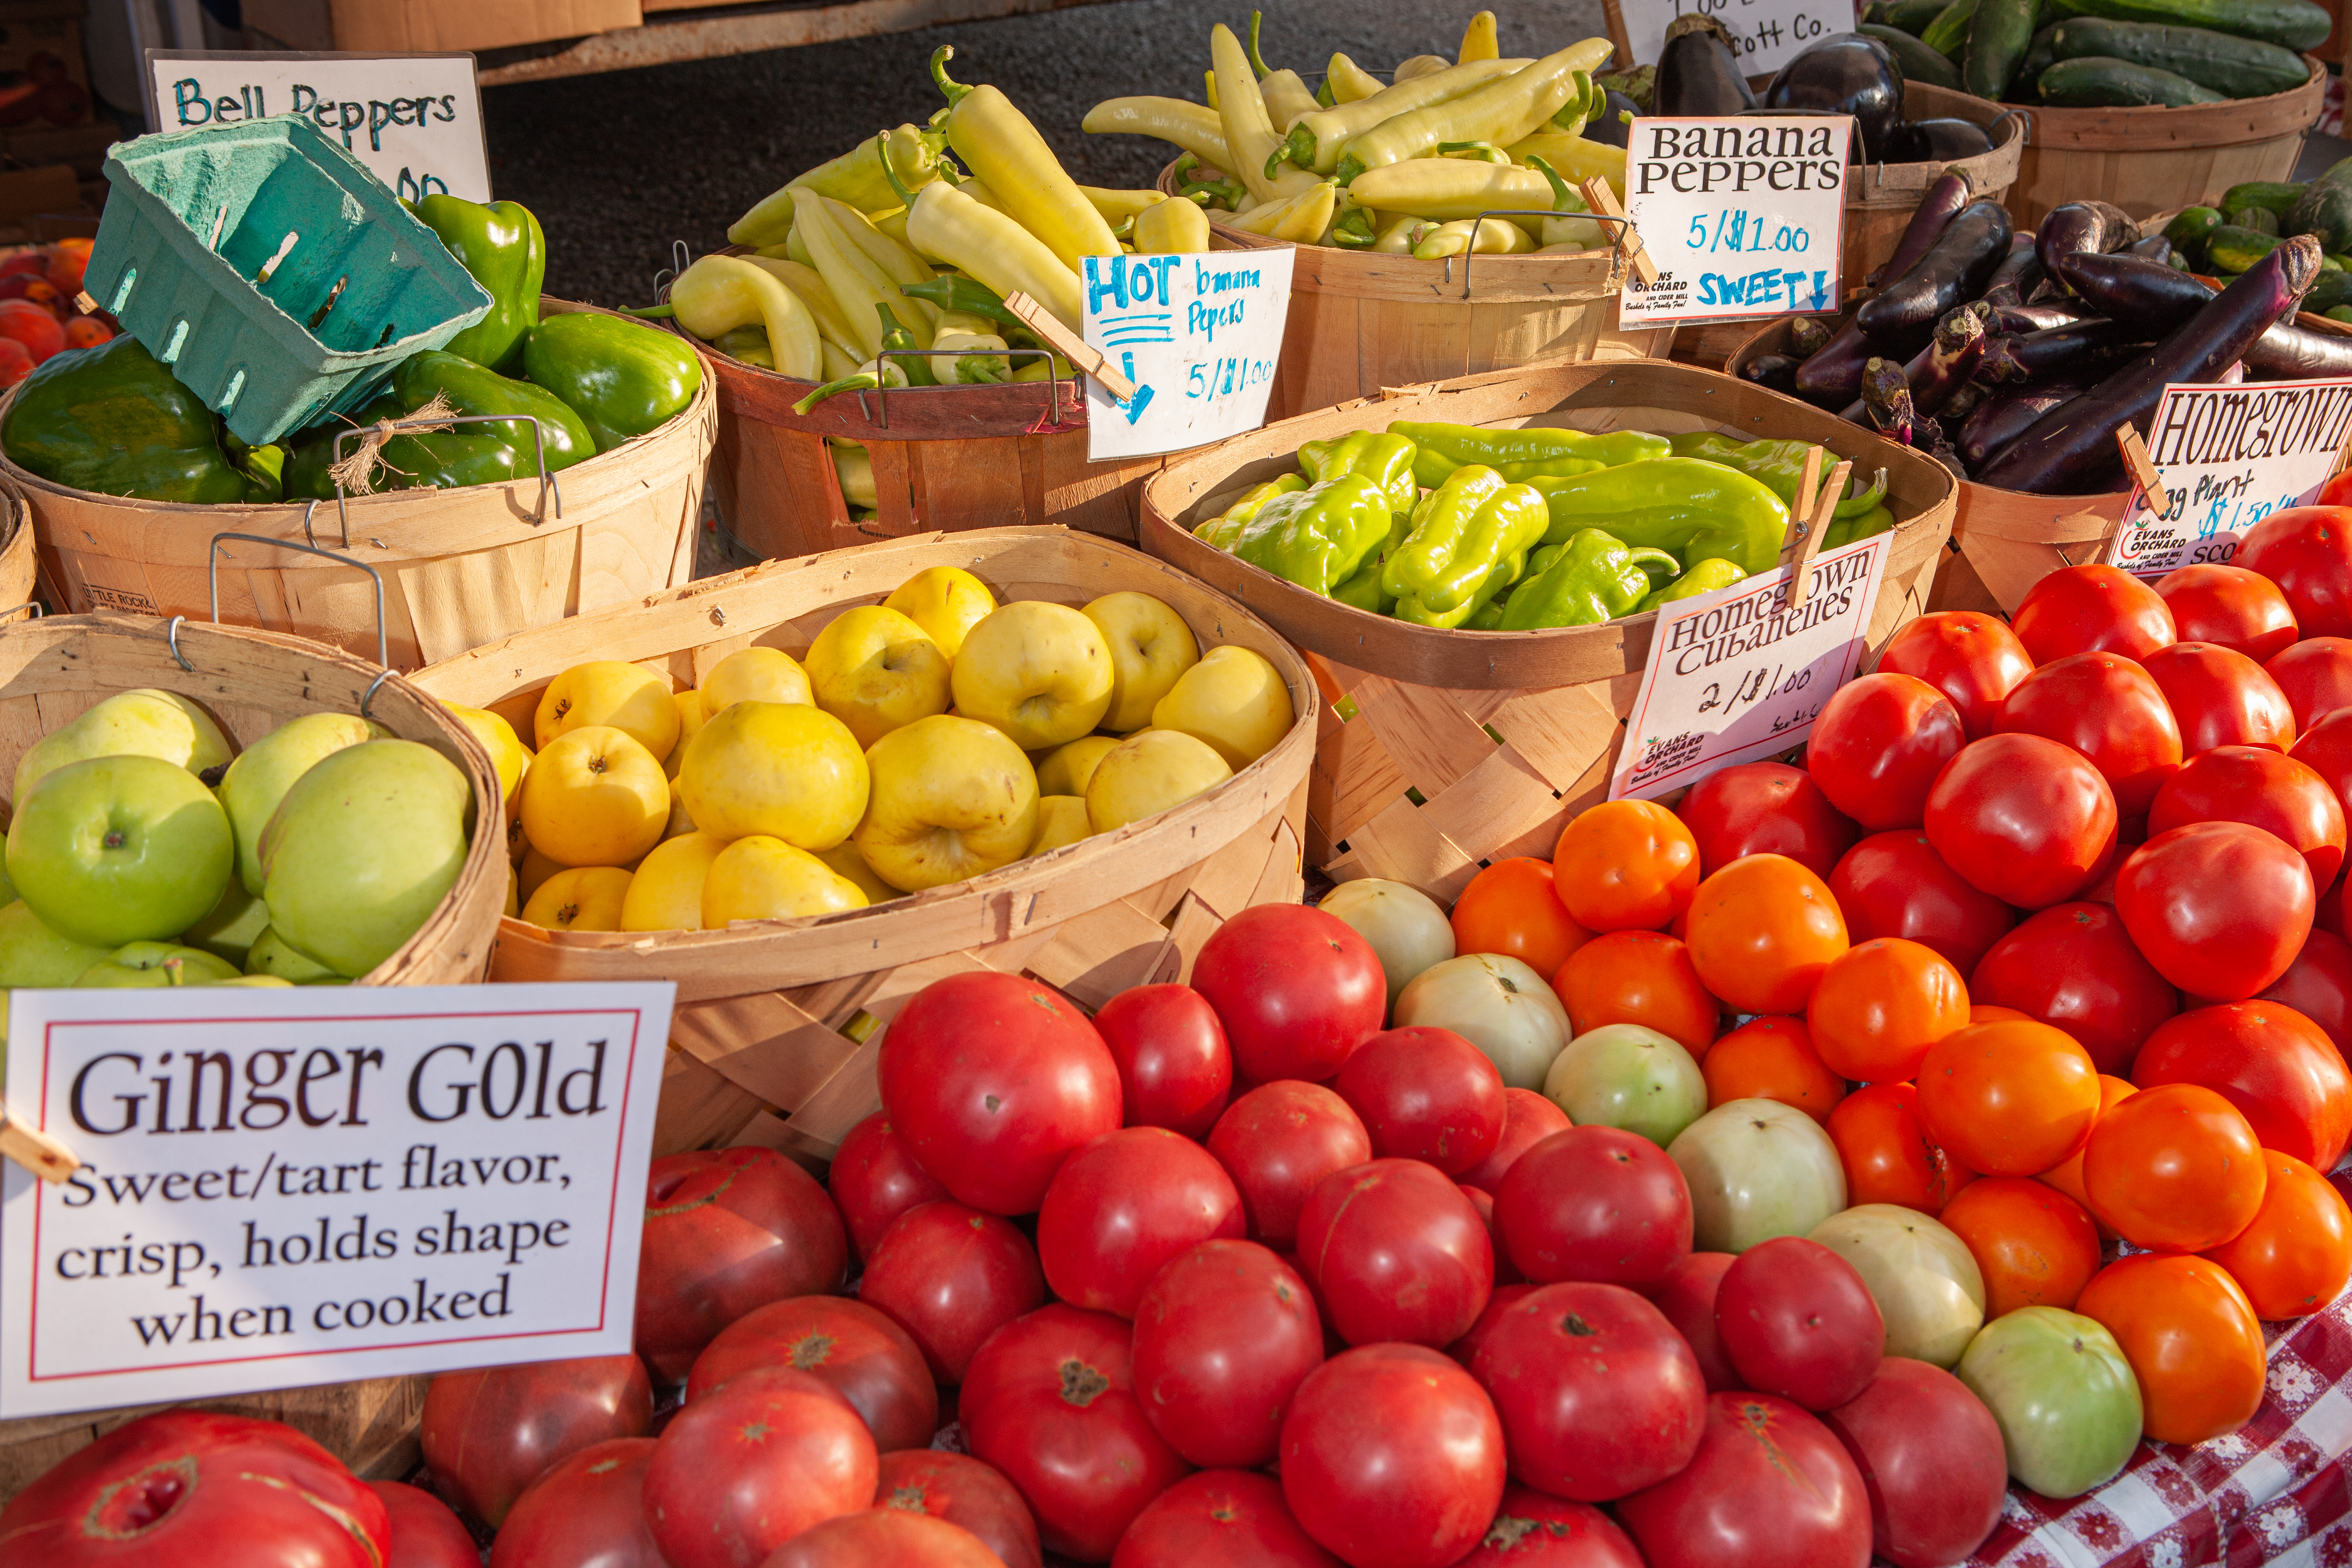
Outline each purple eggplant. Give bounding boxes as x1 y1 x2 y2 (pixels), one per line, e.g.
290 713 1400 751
1764 34 1906 160
2035 201 2143 294
1987 302 2090 333
1942 380 1989 426
1983 235 2043 307
1658 16 1759 115
1975 236 2325 494
2054 250 2352 379
1977 317 2145 383
1795 321 1876 405
1741 353 1803 394
1910 303 1990 415
1961 378 2094 472
1884 119 1996 163
1856 200 2014 354
2244 322 2352 378
1789 317 1835 357
2128 235 2175 265
1868 171 1973 290
1860 356 1919 445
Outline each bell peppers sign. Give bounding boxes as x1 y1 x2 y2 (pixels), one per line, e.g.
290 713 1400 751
1615 116 1849 329
0 983 671 1418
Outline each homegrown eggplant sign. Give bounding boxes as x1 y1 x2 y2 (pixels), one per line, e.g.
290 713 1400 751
1615 116 1849 328
2104 377 2352 578
0 983 672 1418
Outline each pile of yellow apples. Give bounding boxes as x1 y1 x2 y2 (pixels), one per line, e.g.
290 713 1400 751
448 567 1297 934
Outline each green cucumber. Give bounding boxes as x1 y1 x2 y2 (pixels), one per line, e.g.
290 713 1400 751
2206 223 2284 272
2044 0 2329 54
2322 254 2346 271
2041 18 2310 97
2037 56 2227 104
1862 22 1967 85
1923 0 1981 57
1965 0 2043 96
2306 270 2352 313
2014 24 2062 93
1882 0 1955 31
2228 205 2282 233
2163 206 2224 268
2289 157 2352 255
2330 306 2352 323
2221 180 2307 214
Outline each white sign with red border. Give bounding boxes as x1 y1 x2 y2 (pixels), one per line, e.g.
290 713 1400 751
2103 377 2352 580
0 983 672 1418
1616 115 1849 329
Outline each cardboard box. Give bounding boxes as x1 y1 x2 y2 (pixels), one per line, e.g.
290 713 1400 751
0 2 91 129
241 0 642 55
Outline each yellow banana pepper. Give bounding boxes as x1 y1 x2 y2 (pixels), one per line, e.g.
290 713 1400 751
1134 197 1212 253
1336 41 1612 183
929 310 1012 384
1345 161 1554 222
1413 217 1537 259
792 189 921 358
1081 98 1235 174
728 124 946 245
1459 11 1500 62
1326 54 1386 103
670 255 822 380
933 47 1119 274
831 440 877 509
893 155 1085 331
1276 58 1529 175
1225 180 1338 242
1371 213 1423 253
1082 187 1167 226
738 254 861 353
822 339 861 379
1506 132 1627 200
775 228 816 268
1212 23 1329 206
1394 55 1450 82
823 197 942 331
1526 154 1604 247
1247 12 1319 130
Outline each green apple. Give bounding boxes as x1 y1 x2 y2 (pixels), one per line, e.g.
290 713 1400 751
7 756 234 948
77 942 241 987
259 740 470 978
14 689 234 802
246 927 344 984
180 878 270 968
217 712 378 895
0 899 112 986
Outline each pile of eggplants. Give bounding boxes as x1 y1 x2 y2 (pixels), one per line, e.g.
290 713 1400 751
1749 173 2330 493
1662 24 1997 168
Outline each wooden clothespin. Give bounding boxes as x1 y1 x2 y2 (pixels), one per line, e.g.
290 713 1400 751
1788 459 1853 611
72 291 95 316
2115 422 2171 515
0 1102 78 1184
1000 291 1140 402
1578 178 1656 286
1792 445 1825 537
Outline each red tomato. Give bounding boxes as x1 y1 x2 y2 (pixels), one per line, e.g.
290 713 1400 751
1806 937 1970 1083
1650 1251 1741 1391
759 1511 1003 1568
1129 1238 1323 1468
961 1305 1191 1561
1996 652 2183 816
2269 637 2352 731
634 1148 846 1382
1494 1125 1694 1290
828 1114 949 1263
2327 875 2350 937
1111 1471 1341 1568
421 1355 651 1528
1874 610 2035 740
2259 926 2352 1060
1828 830 2018 977
1615 1393 1872 1568
1456 1086 1574 1195
1279 1344 1508 1568
1924 733 2120 909
2155 563 2299 662
2139 642 2295 753
1448 1282 1539 1370
1939 1177 2103 1315
1827 1082 1974 1214
684 1296 936 1453
1452 1487 1645 1568
1206 1081 1372 1249
1036 1127 1243 1318
2236 505 2352 638
2204 1151 2352 1318
2116 821 2316 1000
1717 1237 1886 1411
1819 1360 2008 1568
871 1451 1042 1568
1297 1158 1493 1347
1331 1025 1506 1173
2081 1083 2268 1251
371 1482 475 1568
1968 902 2178 1074
1805 673 1968 830
857 1200 1045 1384
1192 904 1386 1082
2148 746 2346 890
2011 562 2177 663
1462 1183 1522 1286
487 1440 661 1568
2130 1000 2352 1169
1093 983 1232 1140
642 1367 876 1568
2073 1255 2265 1445
0 297 63 362
0 336 33 389
1674 760 1859 877
2291 707 2352 847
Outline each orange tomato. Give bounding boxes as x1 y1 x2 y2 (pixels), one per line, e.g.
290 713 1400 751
1551 929 1722 1059
1450 858 1592 980
1827 1082 1975 1213
2040 1075 2136 1239
1938 1176 2102 1316
1806 936 1971 1083
45 237 90 297
1970 1005 2032 1024
60 315 109 349
2081 1083 2267 1253
2204 1151 2352 1318
2074 1255 2266 1445
1682 854 1850 1014
1700 1015 1846 1124
1553 800 1700 932
1915 1019 2102 1177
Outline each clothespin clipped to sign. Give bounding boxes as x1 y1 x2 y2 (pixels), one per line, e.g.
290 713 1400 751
1792 445 1825 538
1578 178 1657 286
1001 291 1140 403
1788 459 1853 611
0 1101 78 1184
2116 422 2171 516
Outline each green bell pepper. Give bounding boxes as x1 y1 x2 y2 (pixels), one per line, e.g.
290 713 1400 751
412 194 546 375
1821 505 1896 551
286 351 594 499
1382 465 1550 614
1297 431 1418 515
0 335 275 503
523 311 704 453
1637 556 1746 612
1198 473 1311 549
1666 432 1888 520
1523 457 1787 576
1501 528 1682 629
1463 598 1506 629
1218 473 1397 595
1390 420 1671 488
1332 554 1397 614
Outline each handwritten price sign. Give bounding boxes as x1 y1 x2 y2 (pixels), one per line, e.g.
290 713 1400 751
1083 249 1294 462
1617 117 1849 328
2106 378 2352 578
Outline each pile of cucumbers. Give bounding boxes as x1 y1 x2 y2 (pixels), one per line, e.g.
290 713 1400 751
2164 167 2352 320
1862 0 2325 108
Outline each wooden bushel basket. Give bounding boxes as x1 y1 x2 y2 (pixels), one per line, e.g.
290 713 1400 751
410 526 1315 1164
0 469 36 620
7 299 717 671
1137 361 1959 901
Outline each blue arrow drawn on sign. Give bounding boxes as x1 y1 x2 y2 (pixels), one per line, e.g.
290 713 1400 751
1119 351 1155 424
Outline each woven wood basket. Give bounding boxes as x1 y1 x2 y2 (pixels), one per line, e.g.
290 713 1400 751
0 469 34 620
410 526 1315 1165
1137 360 1959 901
6 299 717 671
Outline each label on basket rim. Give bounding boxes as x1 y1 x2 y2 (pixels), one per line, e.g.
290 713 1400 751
1614 115 1849 330
0 983 672 1418
2103 376 2352 580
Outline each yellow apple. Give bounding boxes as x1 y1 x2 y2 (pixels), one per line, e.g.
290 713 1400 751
678 701 868 849
507 811 529 865
445 703 531 811
624 832 729 931
534 660 678 758
805 606 952 748
1030 795 1093 855
702 646 813 713
217 712 378 895
664 689 707 779
663 782 697 840
854 714 1040 892
1083 591 1201 732
702 836 868 926
519 725 670 868
504 865 520 919
951 601 1115 750
815 840 900 906
884 565 997 657
1036 735 1122 799
518 843 565 903
522 866 634 932
1151 645 1296 769
15 688 235 802
1086 730 1233 831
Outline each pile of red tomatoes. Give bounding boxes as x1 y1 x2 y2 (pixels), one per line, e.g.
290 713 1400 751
0 240 108 385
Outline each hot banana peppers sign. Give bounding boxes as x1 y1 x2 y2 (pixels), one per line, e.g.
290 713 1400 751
1615 116 1850 329
0 983 673 1418
1083 249 1295 461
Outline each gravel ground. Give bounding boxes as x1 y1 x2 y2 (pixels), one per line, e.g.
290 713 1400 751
483 0 1611 305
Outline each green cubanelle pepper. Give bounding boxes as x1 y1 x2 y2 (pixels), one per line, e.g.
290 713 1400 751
222 430 287 503
1216 473 1398 594
286 350 594 498
1392 420 1671 488
1523 457 1788 576
1 335 276 503
1637 556 1746 612
523 312 702 454
1666 432 1889 520
412 194 546 375
1298 431 1418 516
1500 529 1680 629
712 325 773 368
1384 464 1549 619
1821 505 1896 551
1197 473 1310 548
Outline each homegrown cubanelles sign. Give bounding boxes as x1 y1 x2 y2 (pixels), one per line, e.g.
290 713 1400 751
1611 531 1894 800
1617 0 1862 75
0 983 673 1418
1083 248 1295 462
2104 377 2352 578
1616 116 1849 329
143 49 490 204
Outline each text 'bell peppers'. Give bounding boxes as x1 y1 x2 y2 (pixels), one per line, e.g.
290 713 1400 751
1298 431 1418 515
1393 419 1668 487
1500 528 1680 629
1666 432 1888 520
412 194 544 374
1639 557 1747 611
1215 472 1398 595
669 255 821 379
522 312 701 453
934 47 1120 273
1522 456 1789 576
2 334 274 503
1383 464 1549 616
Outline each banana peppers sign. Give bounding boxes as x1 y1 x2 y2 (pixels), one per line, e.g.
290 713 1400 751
0 983 672 1418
